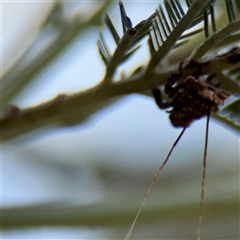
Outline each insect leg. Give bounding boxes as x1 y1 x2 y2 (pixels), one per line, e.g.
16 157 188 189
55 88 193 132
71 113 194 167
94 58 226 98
152 88 172 109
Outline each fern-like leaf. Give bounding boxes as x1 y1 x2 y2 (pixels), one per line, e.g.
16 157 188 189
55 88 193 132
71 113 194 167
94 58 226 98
218 97 240 129
98 2 158 82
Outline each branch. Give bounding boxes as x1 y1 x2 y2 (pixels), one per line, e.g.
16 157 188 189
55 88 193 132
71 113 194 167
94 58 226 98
146 0 211 72
0 71 170 142
1 195 238 229
1 46 240 142
101 9 158 83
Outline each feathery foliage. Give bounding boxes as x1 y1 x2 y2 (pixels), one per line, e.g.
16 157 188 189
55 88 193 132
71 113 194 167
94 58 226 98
97 0 240 133
1 1 240 239
1 0 240 138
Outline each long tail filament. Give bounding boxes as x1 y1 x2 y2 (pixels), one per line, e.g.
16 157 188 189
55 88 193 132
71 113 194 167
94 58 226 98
125 126 187 240
197 110 210 240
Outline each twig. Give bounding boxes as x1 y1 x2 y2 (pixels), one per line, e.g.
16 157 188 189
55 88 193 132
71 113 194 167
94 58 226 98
0 71 170 141
1 48 240 142
147 0 211 72
2 196 237 229
191 20 240 61
102 10 158 84
103 28 138 83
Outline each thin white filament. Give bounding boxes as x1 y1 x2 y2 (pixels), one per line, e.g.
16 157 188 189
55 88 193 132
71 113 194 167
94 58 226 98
125 126 187 240
197 111 210 240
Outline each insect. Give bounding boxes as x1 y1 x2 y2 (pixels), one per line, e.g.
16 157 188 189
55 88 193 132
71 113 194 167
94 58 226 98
125 55 233 240
116 2 239 239
152 70 231 128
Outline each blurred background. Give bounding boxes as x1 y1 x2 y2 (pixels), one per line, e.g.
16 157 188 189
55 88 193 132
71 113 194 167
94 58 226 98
1 1 239 239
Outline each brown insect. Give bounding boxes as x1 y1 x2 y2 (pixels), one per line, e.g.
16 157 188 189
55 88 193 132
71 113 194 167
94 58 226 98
125 54 233 240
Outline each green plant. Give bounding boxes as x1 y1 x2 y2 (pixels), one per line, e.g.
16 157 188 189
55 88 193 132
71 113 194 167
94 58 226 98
1 1 239 239
1 0 239 141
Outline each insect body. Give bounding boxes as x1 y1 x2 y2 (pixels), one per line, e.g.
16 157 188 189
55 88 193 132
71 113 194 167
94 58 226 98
152 66 231 127
152 66 231 240
125 60 232 240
